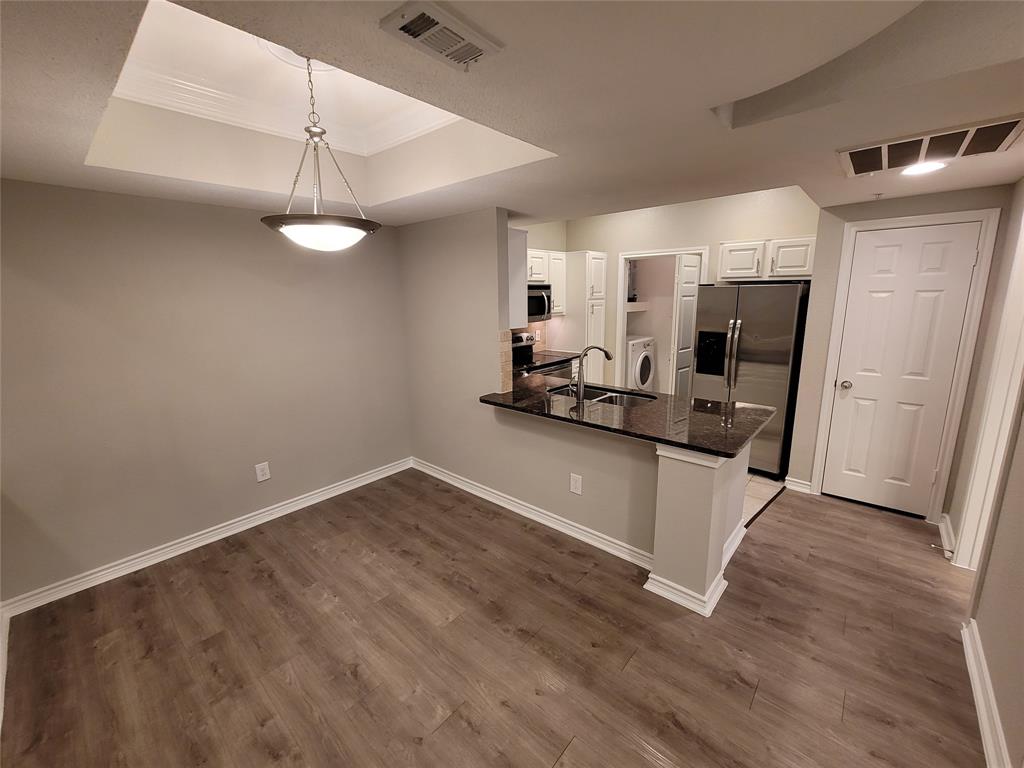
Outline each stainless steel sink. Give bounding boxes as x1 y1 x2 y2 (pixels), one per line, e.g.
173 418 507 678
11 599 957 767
548 383 656 406
547 384 608 401
593 393 653 406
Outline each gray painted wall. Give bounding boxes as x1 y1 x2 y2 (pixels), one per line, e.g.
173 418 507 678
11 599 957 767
520 220 567 252
399 209 660 555
969 179 1024 764
787 186 1016 535
972 395 1023 766
1 180 413 598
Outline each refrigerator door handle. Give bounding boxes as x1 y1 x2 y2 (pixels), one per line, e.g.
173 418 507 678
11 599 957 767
724 319 736 389
730 319 743 392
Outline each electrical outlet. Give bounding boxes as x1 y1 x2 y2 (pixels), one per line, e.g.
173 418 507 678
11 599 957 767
569 473 582 495
255 461 271 482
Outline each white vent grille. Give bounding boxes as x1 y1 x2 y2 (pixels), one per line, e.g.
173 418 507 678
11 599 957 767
381 2 501 70
838 115 1024 177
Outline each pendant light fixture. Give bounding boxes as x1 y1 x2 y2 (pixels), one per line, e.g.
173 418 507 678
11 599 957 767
261 58 380 252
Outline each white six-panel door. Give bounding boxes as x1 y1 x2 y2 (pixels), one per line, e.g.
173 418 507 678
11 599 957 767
822 222 981 516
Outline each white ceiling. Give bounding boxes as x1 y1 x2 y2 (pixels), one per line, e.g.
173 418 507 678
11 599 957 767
115 1 460 156
3 1 1023 226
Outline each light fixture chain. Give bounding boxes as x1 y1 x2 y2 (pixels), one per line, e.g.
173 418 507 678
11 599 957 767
260 54 379 249
306 57 320 126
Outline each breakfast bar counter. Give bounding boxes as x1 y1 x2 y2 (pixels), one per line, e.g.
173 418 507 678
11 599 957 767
481 372 775 458
480 372 777 616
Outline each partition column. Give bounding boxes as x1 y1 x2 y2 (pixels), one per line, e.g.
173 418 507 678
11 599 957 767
644 444 748 616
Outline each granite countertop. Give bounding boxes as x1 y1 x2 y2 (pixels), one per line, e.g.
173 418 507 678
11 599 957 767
513 349 579 374
480 373 776 458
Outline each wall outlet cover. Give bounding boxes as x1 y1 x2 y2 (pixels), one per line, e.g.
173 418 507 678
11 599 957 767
255 461 271 482
570 473 582 495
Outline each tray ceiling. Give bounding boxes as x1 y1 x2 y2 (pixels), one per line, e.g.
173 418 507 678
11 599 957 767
114 0 460 156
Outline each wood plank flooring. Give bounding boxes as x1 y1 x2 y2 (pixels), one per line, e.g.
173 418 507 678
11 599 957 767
2 469 984 767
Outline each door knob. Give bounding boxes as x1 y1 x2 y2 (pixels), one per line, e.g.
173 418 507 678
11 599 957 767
840 380 853 390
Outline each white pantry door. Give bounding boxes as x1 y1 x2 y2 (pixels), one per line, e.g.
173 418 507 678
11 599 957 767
822 222 981 516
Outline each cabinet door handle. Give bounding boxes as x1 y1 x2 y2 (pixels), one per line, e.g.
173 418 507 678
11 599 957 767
770 255 776 274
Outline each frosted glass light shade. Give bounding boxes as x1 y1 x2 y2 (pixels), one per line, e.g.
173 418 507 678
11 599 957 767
280 223 366 251
261 213 381 252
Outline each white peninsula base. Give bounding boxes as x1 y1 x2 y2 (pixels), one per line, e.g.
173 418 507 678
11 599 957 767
643 443 751 616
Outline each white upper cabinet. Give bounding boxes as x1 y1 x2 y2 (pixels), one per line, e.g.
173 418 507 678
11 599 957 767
548 251 567 315
767 237 815 277
587 252 607 300
718 241 766 280
718 237 815 280
527 249 549 283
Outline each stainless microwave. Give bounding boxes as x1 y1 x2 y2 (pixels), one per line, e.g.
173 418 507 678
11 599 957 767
527 283 552 322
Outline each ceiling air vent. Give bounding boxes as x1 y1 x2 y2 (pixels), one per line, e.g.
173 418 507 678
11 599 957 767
838 115 1024 177
380 2 502 71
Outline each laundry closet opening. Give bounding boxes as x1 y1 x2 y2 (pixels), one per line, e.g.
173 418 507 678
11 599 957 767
615 250 703 401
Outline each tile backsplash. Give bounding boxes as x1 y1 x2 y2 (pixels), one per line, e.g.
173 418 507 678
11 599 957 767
498 329 512 391
511 321 548 351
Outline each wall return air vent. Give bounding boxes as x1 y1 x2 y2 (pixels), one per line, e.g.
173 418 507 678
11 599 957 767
838 116 1024 177
380 2 502 70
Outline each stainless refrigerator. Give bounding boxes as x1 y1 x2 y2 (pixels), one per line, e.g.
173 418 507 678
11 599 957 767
692 283 808 477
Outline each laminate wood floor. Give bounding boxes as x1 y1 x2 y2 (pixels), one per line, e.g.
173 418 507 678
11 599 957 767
2 469 984 767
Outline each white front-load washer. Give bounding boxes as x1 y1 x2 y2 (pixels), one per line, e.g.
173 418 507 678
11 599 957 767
626 336 656 391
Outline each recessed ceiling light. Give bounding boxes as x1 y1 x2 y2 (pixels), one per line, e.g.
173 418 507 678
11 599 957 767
901 161 947 176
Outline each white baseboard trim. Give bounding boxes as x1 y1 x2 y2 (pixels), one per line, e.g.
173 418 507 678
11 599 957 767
962 619 1012 768
643 572 726 617
938 513 957 559
0 612 8 731
783 476 815 494
0 457 414 620
410 458 654 570
723 522 746 567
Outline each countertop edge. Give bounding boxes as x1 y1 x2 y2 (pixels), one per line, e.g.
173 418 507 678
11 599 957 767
480 394 744 459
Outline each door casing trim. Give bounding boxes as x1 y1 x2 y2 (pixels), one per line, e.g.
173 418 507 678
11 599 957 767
614 247 709 389
810 209 1000 525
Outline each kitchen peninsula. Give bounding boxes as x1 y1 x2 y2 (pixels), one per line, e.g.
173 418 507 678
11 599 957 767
481 372 775 616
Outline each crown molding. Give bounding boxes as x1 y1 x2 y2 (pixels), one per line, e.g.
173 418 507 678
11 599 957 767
113 63 459 157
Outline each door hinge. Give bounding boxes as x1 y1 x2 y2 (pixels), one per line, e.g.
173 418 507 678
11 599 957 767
931 468 939 486
974 249 979 266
